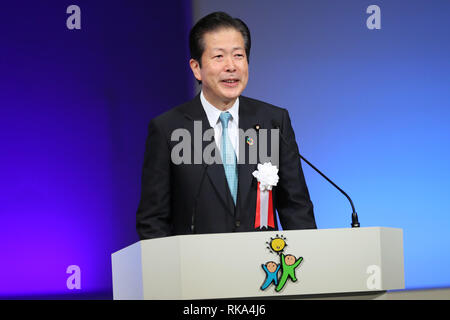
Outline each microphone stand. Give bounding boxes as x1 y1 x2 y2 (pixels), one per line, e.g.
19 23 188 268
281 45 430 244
299 154 360 228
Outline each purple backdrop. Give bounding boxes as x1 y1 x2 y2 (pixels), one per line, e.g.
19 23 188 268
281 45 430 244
0 1 193 298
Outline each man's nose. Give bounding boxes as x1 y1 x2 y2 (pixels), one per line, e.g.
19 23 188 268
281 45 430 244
224 57 236 72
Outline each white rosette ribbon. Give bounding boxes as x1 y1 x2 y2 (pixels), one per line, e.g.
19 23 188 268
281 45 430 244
252 162 279 228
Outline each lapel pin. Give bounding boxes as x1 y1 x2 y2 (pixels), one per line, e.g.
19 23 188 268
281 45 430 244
246 137 254 146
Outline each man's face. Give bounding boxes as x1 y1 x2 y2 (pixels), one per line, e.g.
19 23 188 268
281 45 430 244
190 28 249 109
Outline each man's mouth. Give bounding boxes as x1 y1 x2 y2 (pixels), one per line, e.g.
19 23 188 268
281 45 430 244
221 79 240 87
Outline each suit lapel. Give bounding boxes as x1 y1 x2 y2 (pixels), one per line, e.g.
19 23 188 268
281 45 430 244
181 95 264 215
182 94 235 213
237 97 260 209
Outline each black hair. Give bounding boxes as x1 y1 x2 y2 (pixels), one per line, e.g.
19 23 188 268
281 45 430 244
189 11 251 67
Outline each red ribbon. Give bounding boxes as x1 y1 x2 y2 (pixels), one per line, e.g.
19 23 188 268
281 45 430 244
254 182 275 229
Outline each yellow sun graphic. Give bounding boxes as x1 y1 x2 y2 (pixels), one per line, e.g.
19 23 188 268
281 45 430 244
266 235 287 255
271 238 286 252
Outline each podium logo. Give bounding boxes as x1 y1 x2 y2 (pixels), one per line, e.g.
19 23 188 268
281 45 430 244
260 235 303 293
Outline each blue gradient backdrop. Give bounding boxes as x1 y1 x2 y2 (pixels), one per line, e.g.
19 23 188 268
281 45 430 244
1 1 449 298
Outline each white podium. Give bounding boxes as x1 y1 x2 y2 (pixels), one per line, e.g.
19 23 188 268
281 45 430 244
111 227 404 300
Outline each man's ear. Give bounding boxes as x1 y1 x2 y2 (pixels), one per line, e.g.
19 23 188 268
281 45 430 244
189 58 202 82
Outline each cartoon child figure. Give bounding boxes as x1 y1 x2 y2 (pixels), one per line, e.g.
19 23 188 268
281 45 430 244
260 261 281 290
275 254 303 292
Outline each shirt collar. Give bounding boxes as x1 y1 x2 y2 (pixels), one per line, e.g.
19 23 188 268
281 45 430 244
200 90 239 128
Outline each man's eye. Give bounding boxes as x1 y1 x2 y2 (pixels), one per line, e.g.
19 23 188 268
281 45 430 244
214 55 223 59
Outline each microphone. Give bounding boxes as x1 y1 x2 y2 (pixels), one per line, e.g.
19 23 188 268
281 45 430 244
191 163 209 233
271 120 360 228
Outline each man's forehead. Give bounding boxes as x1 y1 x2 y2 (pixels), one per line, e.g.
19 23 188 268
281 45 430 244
203 28 244 45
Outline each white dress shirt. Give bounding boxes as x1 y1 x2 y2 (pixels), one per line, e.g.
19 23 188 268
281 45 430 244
200 90 239 161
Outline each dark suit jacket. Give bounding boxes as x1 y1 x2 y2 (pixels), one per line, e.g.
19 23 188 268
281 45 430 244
136 94 316 239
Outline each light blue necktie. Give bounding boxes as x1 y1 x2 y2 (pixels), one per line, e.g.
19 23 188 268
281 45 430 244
219 112 238 205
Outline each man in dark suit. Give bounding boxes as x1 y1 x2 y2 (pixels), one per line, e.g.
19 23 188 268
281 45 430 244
136 12 316 240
